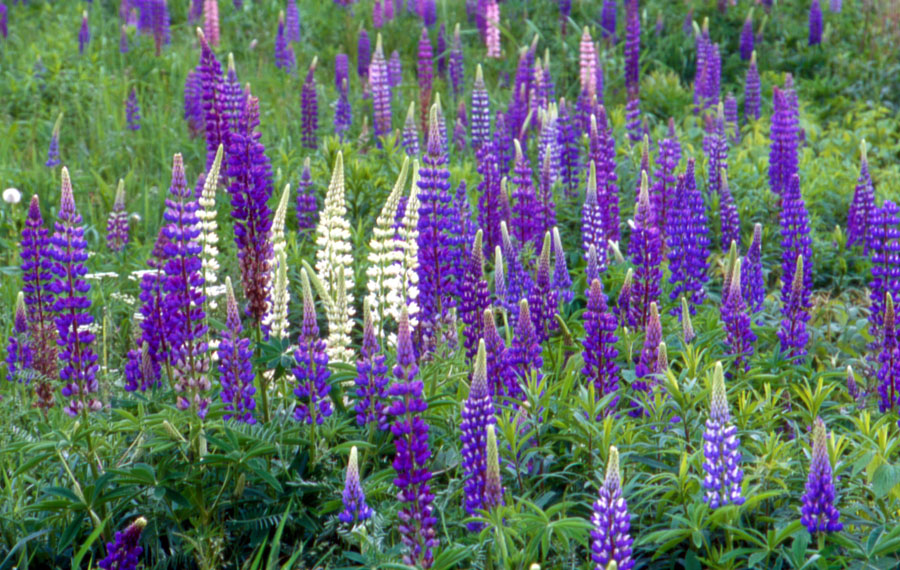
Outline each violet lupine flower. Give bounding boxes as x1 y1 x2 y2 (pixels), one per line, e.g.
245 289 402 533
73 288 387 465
494 111 512 175
339 446 374 524
146 0 171 56
847 140 875 251
583 162 606 268
652 120 680 238
218 278 256 423
6 293 33 383
189 0 203 23
417 28 434 134
809 0 823 46
296 157 317 231
419 0 436 26
370 34 392 141
357 28 371 78
801 417 843 534
120 24 129 53
631 302 661 415
98 517 147 570
183 69 204 137
227 94 275 325
483 308 506 399
449 182 473 302
780 174 812 323
627 172 662 329
388 50 403 88
301 58 319 150
389 308 438 568
402 102 421 156
590 447 634 570
601 0 617 41
558 0 571 35
740 13 754 61
830 0 841 11
453 117 467 152
769 85 799 196
510 140 539 249
500 220 534 314
666 162 710 312
449 24 464 100
744 51 761 121
724 93 739 144
702 362 745 508
373 0 383 28
274 12 296 74
78 11 90 54
125 88 141 131
722 258 756 372
162 155 210 418
460 231 491 360
197 30 229 176
46 116 61 168
461 340 497 530
741 223 764 313
204 0 220 46
868 201 900 337
552 227 573 303
705 103 728 200
614 268 633 329
355 301 389 429
20 195 57 384
503 299 542 403
778 256 810 359
334 82 352 141
125 231 169 393
595 109 621 244
582 278 620 414
476 142 503 253
557 99 580 199
878 294 900 414
293 269 333 424
846 365 861 404
436 23 447 78
286 0 300 42
483 423 504 509
719 171 740 253
49 168 101 417
528 233 559 342
106 181 129 252
0 4 6 40
624 0 641 142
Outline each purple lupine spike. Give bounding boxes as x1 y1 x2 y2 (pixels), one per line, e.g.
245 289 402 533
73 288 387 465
460 231 491 360
460 340 497 530
557 99 580 199
183 69 204 138
389 50 403 88
274 12 296 74
586 244 601 285
780 173 812 321
384 0 394 21
389 308 438 567
50 169 101 416
147 0 171 56
357 28 371 78
769 84 799 196
21 196 58 384
846 365 861 404
867 201 900 338
652 119 680 239
126 230 170 392
189 0 204 23
295 157 317 231
719 171 740 253
510 140 540 249
218 278 257 423
705 102 728 201
724 93 739 144
373 0 383 28
197 30 229 176
502 299 542 403
0 4 7 40
483 308 506 399
355 301 389 429
702 362 745 507
666 162 709 313
558 0 571 35
125 88 141 131
627 172 662 329
582 278 620 414
453 117 467 152
476 141 503 253
120 24 129 53
335 78 352 141
336 52 350 94
528 233 559 342
741 223 764 313
449 24 464 100
494 111 513 175
416 104 456 345
878 295 900 414
419 0 436 26
436 23 447 78
591 446 634 570
339 446 374 523
595 108 620 244
417 28 434 134
809 0 823 46
301 58 319 149
98 517 146 570
46 115 61 168
6 293 34 383
402 102 420 156
744 51 761 122
293 268 333 424
583 162 606 268
536 110 559 213
106 181 130 252
223 54 246 134
499 220 533 314
830 0 841 11
78 11 90 54
370 35 392 141
286 0 300 42
631 301 661 415
552 227 573 303
602 0 617 41
722 259 756 372
778 256 810 359
449 180 474 297
847 140 875 251
161 155 210 418
801 417 843 534
624 0 641 142
614 268 633 329
227 93 275 325
740 12 754 61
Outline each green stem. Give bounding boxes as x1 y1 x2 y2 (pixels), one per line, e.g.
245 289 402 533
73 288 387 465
256 324 271 424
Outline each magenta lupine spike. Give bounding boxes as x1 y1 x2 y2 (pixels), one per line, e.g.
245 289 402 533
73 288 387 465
98 517 147 570
49 169 101 417
274 12 296 74
719 171 741 253
78 11 90 54
809 0 823 46
740 12 754 61
389 50 403 88
528 233 559 342
357 28 371 78
389 308 438 568
197 30 229 176
6 293 34 383
652 119 680 238
878 295 900 414
125 88 141 131
483 309 506 399
384 0 394 21
204 0 220 46
293 269 333 424
848 140 875 251
780 174 812 321
460 231 491 360
218 279 257 423
801 418 843 534
591 447 634 570
744 51 761 121
419 0 436 26
417 28 434 134
582 279 620 414
510 140 540 249
355 301 389 429
722 259 756 372
595 108 620 243
778 255 810 359
705 102 728 200
769 84 799 196
402 102 420 156
741 223 764 313
583 162 607 266
614 268 633 329
295 157 317 231
476 141 503 252
449 24 464 100
373 0 383 28
161 155 210 418
627 172 663 329
666 160 710 312
370 35 392 141
724 93 739 143
436 23 447 78
20 196 58 385
579 27 598 102
502 299 542 403
300 58 319 149
286 0 300 42
624 0 641 142
702 363 745 508
868 201 900 338
106 182 130 252
485 0 500 58
460 340 497 530
339 446 374 523
552 227 573 303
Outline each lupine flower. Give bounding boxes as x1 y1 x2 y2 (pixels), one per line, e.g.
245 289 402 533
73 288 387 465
295 157 317 231
830 0 841 11
494 111 512 174
389 49 403 88
744 51 760 121
106 180 130 253
652 120 681 239
482 308 506 399
5 292 33 383
719 170 740 253
189 0 203 23
125 88 141 131
680 297 695 344
595 109 620 243
204 0 220 46
558 0 571 34
808 0 823 46
197 145 224 313
274 12 296 74
601 0 617 41
499 220 534 315
868 201 900 337
528 233 558 342
485 0 500 58
631 302 661 415
582 162 606 267
218 278 256 423
373 0 383 28
484 423 504 508
449 24 464 100
263 181 291 335
724 93 739 144
46 114 62 168
666 163 710 313
705 103 728 200
503 299 542 403
702 361 744 507
301 58 318 149
453 117 467 152
402 102 421 156
769 84 799 196
557 99 580 199
778 256 810 359
197 30 229 176
435 22 447 77
628 172 662 329
334 80 352 140
579 27 598 106
780 174 812 323
722 258 756 372
801 417 842 534
461 340 497 530
582 279 620 414
624 0 641 142
476 142 503 253
847 139 875 251
357 28 371 78
355 301 389 429
339 446 374 524
739 12 753 60
493 246 507 308
591 446 634 570
460 231 491 360
417 28 433 133
741 223 764 313
50 168 101 416
293 268 333 424
314 152 356 362
370 34 392 140
846 365 861 404
388 307 438 568
183 69 204 137
78 11 90 54
510 140 539 248
877 294 900 414
162 155 210 418
125 231 169 393
0 4 7 39
98 517 147 570
552 227 573 303
536 114 559 237
614 268 633 329
385 163 423 344
286 0 300 42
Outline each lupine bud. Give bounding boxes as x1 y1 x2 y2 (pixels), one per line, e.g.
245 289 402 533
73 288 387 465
5 292 33 383
681 297 695 343
615 268 633 329
702 362 744 508
801 417 842 534
78 11 90 54
552 227 573 303
106 180 130 252
741 223 764 313
339 446 374 523
484 423 503 508
98 517 147 570
591 446 634 570
846 365 860 403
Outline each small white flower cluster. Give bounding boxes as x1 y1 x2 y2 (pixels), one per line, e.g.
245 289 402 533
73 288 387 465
198 145 224 311
384 161 421 347
128 269 155 281
110 292 137 306
85 272 120 281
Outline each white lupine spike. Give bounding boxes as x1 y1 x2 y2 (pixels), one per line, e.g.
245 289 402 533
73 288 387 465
198 144 224 310
262 183 292 332
384 160 421 347
268 249 290 341
327 265 354 362
365 157 411 340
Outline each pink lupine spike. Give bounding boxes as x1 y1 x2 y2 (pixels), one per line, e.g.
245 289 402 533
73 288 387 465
485 1 501 58
204 0 220 47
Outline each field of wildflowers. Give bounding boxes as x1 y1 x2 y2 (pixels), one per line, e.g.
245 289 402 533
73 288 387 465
2 0 900 568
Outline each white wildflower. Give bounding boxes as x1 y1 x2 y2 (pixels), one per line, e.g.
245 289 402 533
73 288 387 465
384 160 421 347
198 144 224 311
268 249 290 342
3 187 22 204
262 182 291 332
84 272 119 280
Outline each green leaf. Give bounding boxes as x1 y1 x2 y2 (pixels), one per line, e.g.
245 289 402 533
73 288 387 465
72 518 108 569
872 463 900 499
